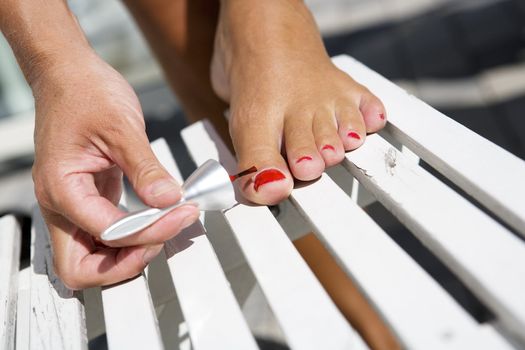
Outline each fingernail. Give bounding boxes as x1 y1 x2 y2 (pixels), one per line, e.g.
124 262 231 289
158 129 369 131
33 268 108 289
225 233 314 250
348 131 361 140
322 145 335 151
180 211 200 230
296 156 313 164
151 179 179 197
379 113 386 120
143 244 164 265
254 169 286 192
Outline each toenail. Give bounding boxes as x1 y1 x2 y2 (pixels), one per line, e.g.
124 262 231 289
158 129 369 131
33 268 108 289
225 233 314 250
296 156 313 164
322 145 335 152
347 131 361 140
253 169 286 192
379 113 386 120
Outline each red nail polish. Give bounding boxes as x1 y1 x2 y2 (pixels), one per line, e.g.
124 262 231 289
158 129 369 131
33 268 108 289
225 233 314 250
296 156 313 164
254 169 286 192
322 145 335 151
379 113 385 120
347 131 361 140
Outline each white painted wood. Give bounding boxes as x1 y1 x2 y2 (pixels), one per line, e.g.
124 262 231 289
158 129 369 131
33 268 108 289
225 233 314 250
401 144 420 165
30 207 87 350
342 133 525 343
0 216 21 349
290 174 512 349
181 121 365 350
101 276 163 350
101 193 163 350
332 55 525 237
16 267 31 350
150 138 258 350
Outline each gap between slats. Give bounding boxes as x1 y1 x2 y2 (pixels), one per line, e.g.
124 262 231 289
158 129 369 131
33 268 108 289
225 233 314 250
332 55 525 238
181 120 366 350
342 133 525 345
289 174 512 349
149 138 258 350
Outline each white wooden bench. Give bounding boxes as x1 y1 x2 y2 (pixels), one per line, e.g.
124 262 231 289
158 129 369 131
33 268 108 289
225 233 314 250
2 55 525 349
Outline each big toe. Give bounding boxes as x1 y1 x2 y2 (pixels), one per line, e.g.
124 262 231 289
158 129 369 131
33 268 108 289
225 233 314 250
231 118 293 205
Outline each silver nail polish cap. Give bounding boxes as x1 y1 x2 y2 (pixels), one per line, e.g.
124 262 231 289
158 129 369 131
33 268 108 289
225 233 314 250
182 159 236 211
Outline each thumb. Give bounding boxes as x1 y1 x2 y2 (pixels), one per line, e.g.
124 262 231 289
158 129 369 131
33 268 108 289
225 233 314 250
110 132 181 208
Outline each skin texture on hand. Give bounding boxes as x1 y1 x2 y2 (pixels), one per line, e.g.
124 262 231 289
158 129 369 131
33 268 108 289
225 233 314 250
29 53 201 289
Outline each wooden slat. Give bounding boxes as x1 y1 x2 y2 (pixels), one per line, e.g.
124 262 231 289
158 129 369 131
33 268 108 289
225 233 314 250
150 138 258 350
343 133 525 343
0 216 21 349
332 55 525 237
290 174 512 349
16 267 31 350
30 208 87 350
101 276 163 349
181 121 365 350
101 194 163 350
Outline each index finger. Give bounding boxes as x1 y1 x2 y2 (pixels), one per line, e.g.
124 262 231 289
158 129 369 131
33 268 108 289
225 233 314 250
49 172 199 247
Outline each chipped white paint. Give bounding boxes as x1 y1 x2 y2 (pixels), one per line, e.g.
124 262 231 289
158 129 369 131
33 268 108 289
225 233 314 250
333 55 525 237
151 138 257 350
290 174 512 349
29 208 87 350
0 216 21 349
344 134 525 343
182 121 366 350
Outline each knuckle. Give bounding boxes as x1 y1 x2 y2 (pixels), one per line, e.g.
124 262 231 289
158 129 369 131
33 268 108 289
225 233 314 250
132 158 161 186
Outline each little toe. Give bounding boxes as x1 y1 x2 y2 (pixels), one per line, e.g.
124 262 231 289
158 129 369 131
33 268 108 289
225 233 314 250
232 117 293 205
284 114 325 181
336 104 366 151
359 90 387 133
313 110 345 167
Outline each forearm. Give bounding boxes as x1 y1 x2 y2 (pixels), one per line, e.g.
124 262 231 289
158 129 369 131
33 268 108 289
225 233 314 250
0 0 92 87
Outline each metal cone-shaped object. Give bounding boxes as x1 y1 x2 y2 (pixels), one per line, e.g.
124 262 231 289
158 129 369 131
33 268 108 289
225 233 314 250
182 159 236 210
101 159 236 241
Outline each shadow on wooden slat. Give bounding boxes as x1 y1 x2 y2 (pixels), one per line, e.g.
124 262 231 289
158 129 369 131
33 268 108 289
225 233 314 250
163 223 199 259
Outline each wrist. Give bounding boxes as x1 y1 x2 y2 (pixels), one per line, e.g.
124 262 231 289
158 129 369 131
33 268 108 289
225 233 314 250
1 0 94 88
28 44 98 94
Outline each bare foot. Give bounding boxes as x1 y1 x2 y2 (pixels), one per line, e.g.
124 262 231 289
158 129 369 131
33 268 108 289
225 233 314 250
212 0 386 205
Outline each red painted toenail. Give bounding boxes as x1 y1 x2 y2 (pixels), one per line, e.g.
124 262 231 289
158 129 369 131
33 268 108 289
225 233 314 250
322 145 335 151
347 132 361 140
254 169 286 192
296 156 313 164
379 113 385 120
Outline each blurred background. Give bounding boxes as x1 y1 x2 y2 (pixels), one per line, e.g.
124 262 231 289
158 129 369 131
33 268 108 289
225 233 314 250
0 0 524 348
1 0 524 216
1 0 524 215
